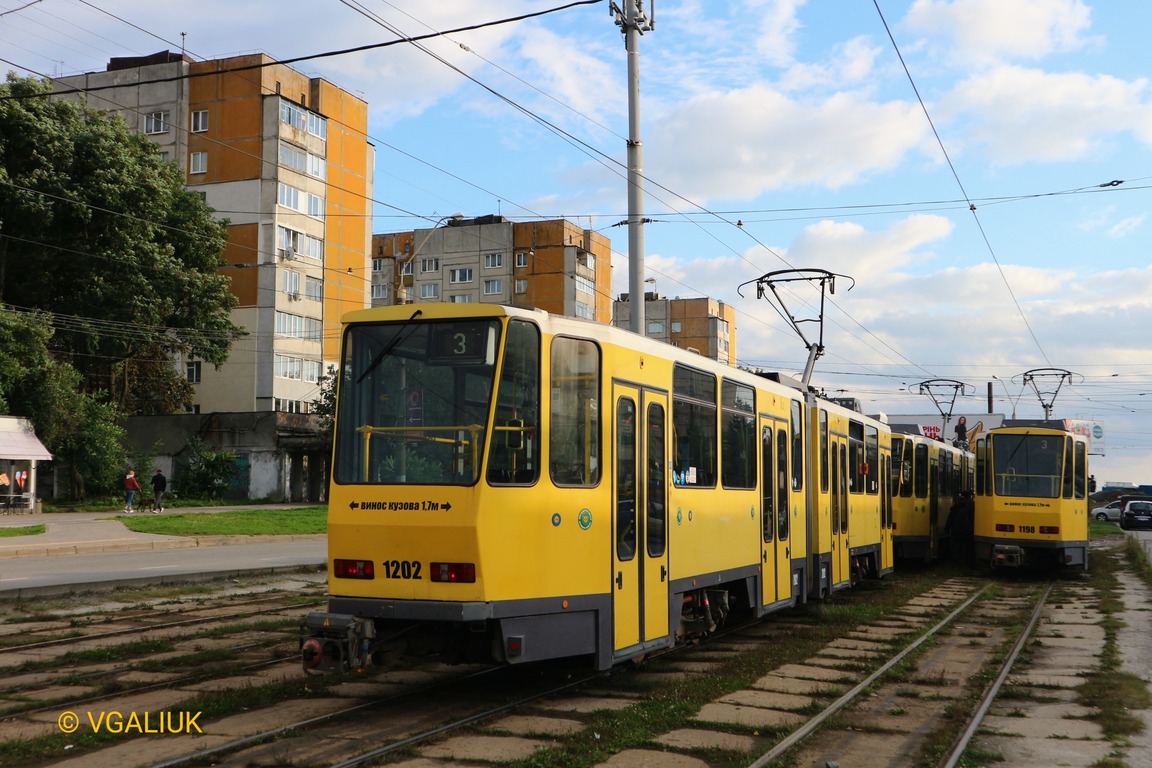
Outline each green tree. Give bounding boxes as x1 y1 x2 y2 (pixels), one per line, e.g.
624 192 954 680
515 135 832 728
178 436 237 499
0 306 125 498
309 364 338 456
0 73 244 414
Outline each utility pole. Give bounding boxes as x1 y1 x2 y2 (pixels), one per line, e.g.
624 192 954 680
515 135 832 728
612 1 652 334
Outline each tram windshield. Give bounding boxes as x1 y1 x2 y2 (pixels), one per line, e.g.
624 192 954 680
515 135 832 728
333 317 502 485
991 433 1063 498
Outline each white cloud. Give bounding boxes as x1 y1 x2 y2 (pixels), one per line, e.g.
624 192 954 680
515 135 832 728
647 85 933 201
941 66 1152 163
904 0 1096 65
779 36 883 92
1107 215 1145 239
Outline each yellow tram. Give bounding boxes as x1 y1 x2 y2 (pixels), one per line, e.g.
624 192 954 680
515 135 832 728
890 429 973 562
973 420 1089 569
301 304 893 671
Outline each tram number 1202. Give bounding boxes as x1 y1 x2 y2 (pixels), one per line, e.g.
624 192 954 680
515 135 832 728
382 560 422 580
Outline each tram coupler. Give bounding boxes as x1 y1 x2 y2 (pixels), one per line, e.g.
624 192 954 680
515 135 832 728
992 545 1025 569
300 612 375 673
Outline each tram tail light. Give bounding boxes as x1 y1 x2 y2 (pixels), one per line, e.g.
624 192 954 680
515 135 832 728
1039 526 1059 535
995 524 1015 532
430 562 476 583
333 559 375 579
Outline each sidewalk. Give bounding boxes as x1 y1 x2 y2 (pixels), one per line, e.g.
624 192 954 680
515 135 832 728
0 505 324 560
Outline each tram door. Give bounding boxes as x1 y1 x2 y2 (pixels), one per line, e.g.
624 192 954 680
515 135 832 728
760 417 791 606
612 383 671 657
831 437 850 586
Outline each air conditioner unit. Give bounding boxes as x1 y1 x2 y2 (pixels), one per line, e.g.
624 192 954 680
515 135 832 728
287 291 300 301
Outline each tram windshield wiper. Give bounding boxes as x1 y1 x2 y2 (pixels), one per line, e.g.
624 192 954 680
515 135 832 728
355 309 423 384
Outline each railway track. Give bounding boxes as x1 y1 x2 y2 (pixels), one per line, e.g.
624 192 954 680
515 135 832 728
0 564 1130 768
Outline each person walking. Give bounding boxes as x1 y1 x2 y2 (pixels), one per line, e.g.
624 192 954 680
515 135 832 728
123 470 142 513
150 468 167 514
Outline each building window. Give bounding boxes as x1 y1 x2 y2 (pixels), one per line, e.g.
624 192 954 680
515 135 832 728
371 283 388 299
575 275 595 295
191 109 208 133
186 361 201 383
449 294 474 303
483 252 503 269
279 142 307 172
514 278 527 294
449 268 473 284
372 258 385 272
420 258 439 273
672 321 682 333
279 98 327 140
190 151 207 174
515 251 529 268
283 270 301 296
278 183 301 211
575 301 594 319
400 261 413 275
275 354 303 380
306 193 324 220
483 279 502 295
307 153 326 180
305 276 323 300
648 321 664 334
145 111 170 134
420 283 439 299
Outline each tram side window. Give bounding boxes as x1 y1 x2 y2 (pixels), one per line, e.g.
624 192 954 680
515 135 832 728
790 400 804 492
849 420 864 494
721 379 756 489
865 425 879 494
615 398 637 561
487 320 540 486
914 443 929 498
1075 441 1087 499
777 428 789 540
975 438 987 495
647 402 667 558
549 337 601 486
883 454 893 527
819 410 829 493
761 425 774 542
899 438 913 497
1062 436 1074 499
673 365 717 487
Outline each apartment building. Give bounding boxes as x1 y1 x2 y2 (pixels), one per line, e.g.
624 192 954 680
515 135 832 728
613 293 737 365
372 216 612 322
54 51 374 500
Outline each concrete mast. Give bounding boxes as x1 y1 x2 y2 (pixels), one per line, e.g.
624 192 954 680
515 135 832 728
613 1 652 334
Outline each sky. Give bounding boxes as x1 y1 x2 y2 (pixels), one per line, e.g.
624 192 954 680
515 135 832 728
3 0 1151 485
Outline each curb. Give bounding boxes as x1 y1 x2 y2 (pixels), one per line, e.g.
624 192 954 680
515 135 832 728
0 534 326 559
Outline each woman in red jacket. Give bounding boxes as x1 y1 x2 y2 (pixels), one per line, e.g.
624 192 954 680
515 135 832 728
123 470 142 513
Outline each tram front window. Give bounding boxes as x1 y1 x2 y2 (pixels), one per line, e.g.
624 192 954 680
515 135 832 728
333 318 502 485
992 433 1062 498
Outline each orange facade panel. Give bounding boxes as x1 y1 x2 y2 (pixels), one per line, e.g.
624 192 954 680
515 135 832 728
221 223 260 305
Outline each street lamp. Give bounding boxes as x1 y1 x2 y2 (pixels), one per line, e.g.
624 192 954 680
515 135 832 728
391 213 463 305
992 375 1017 419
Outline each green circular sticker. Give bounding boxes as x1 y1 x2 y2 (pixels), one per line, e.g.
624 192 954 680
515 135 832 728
676 508 683 525
578 509 592 530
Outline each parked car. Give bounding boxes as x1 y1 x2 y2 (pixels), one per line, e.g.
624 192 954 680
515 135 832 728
1120 499 1152 530
1095 495 1152 523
